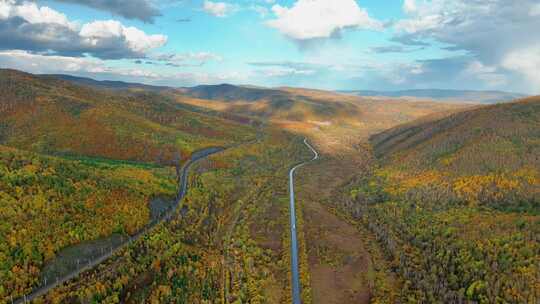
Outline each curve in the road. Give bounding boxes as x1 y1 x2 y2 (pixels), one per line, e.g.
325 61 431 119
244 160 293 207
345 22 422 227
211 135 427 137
289 138 319 304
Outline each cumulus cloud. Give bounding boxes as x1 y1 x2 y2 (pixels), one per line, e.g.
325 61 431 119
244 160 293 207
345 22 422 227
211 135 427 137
80 20 166 54
394 0 540 60
267 0 382 42
464 61 507 87
0 0 77 28
350 56 522 92
392 0 540 93
502 45 540 91
403 0 417 14
52 0 161 23
203 1 234 18
0 1 167 59
0 49 126 75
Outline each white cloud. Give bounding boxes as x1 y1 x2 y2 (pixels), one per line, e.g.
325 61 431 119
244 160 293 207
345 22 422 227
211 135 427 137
79 20 123 38
464 61 507 87
0 50 105 73
80 21 167 54
502 46 540 91
0 0 77 30
395 13 441 33
0 50 157 78
531 3 540 16
51 0 161 23
0 50 245 86
0 1 167 59
0 0 77 29
267 0 382 41
203 1 233 18
393 0 540 93
395 0 540 61
403 0 417 14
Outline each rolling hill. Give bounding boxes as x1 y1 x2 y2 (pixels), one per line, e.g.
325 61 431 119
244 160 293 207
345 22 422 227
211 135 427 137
3 69 536 303
182 83 289 102
0 144 177 299
349 96 540 302
0 69 258 301
169 83 470 154
0 69 255 163
30 76 469 150
40 74 171 92
371 96 540 180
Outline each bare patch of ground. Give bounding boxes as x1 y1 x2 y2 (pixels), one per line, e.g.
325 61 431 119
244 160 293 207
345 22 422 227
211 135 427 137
303 199 372 304
293 150 375 304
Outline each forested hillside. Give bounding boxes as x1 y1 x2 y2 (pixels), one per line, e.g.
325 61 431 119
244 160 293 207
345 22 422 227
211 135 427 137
171 84 466 156
0 145 176 300
0 69 254 163
0 70 259 302
31 129 312 303
4 68 533 303
350 97 540 303
371 96 539 212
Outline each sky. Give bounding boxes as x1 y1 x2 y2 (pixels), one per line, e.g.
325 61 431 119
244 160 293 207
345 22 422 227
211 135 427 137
0 0 539 94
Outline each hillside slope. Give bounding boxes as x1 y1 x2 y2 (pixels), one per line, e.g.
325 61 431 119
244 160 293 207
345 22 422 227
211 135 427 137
171 84 468 155
40 74 170 92
349 97 540 303
0 144 176 300
372 96 540 181
183 84 288 102
0 70 258 301
0 70 254 163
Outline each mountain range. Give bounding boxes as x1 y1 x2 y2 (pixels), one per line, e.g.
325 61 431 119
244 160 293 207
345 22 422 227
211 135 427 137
339 89 526 104
40 74 525 105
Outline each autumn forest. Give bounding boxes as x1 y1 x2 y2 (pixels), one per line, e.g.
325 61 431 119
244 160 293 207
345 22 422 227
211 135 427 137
0 69 538 304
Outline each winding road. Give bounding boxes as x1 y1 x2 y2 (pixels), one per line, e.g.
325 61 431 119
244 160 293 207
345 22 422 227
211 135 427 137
289 138 319 304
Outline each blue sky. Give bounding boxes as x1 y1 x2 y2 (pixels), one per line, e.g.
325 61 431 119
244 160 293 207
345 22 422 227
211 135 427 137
0 0 539 94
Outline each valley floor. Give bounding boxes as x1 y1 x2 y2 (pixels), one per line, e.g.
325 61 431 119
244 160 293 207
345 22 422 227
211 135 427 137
292 126 402 303
303 198 372 303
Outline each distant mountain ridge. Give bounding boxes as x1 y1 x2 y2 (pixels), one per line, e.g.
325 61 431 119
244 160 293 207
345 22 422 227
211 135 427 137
183 83 290 102
40 74 171 92
340 89 527 104
39 75 295 103
37 73 525 105
0 69 253 162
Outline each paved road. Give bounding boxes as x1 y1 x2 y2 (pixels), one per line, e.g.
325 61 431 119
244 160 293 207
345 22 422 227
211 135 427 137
12 147 225 304
289 138 319 304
